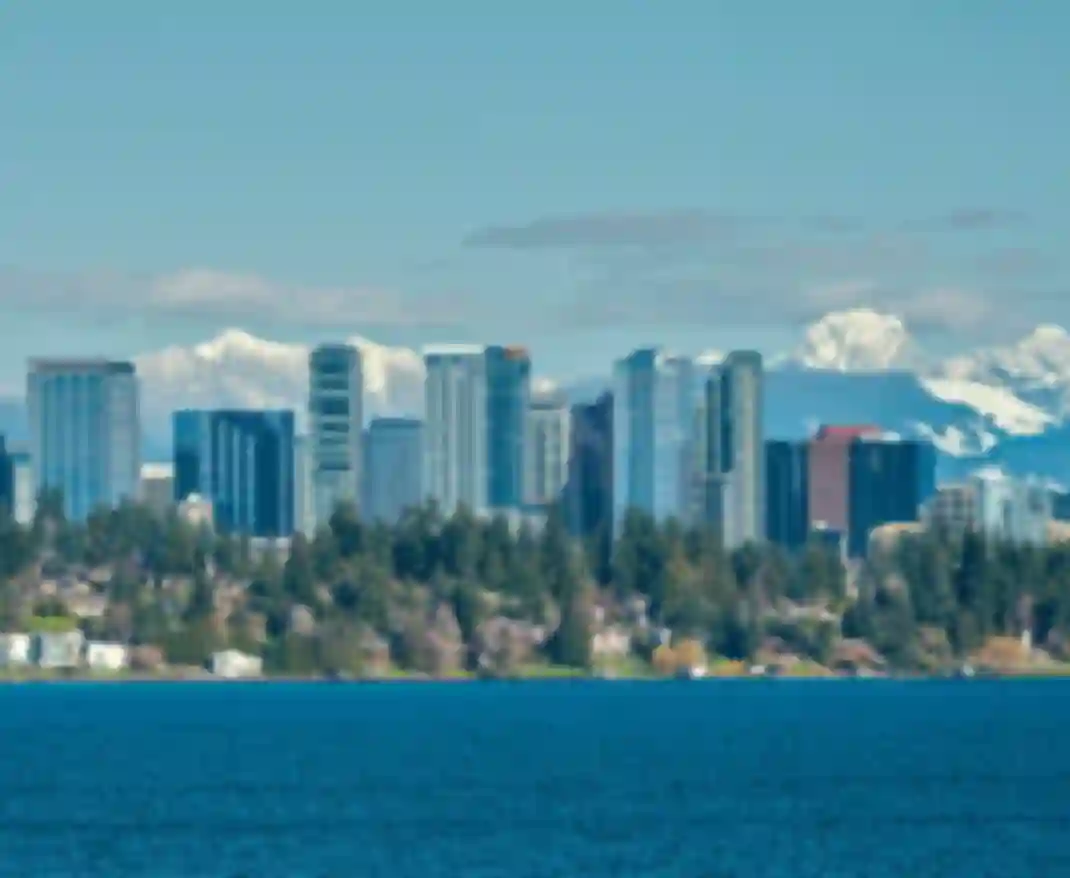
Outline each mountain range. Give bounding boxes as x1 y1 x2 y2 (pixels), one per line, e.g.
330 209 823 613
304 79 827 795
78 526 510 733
2 308 1070 483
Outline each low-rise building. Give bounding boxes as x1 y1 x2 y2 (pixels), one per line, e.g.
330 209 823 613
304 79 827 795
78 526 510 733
34 630 85 669
926 469 1052 545
210 649 263 679
139 463 175 516
85 641 129 672
591 626 632 659
178 493 214 530
0 633 32 667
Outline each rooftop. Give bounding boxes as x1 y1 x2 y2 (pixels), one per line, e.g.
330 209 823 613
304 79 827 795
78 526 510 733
422 344 486 358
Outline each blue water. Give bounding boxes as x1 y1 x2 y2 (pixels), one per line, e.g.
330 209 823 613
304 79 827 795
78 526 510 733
0 680 1068 877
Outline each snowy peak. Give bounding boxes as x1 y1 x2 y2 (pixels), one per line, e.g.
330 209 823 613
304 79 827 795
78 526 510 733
792 309 916 372
192 328 305 365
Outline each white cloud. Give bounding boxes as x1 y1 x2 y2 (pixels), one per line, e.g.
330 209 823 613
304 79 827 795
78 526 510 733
0 266 459 329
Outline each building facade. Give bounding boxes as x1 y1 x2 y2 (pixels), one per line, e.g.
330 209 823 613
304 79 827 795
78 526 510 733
926 470 1052 546
293 434 314 534
173 409 295 537
710 351 765 548
847 437 936 557
308 344 363 527
423 345 488 516
10 449 33 525
566 392 613 539
765 439 809 551
27 359 140 521
0 435 12 516
485 345 531 514
364 417 423 523
972 469 1052 545
808 425 880 535
138 463 174 517
924 483 977 534
525 391 571 509
612 349 696 529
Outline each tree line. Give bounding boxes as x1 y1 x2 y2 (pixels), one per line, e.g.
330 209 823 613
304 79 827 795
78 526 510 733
1 490 1069 674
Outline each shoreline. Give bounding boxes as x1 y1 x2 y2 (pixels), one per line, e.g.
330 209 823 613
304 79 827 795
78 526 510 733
3 668 1070 684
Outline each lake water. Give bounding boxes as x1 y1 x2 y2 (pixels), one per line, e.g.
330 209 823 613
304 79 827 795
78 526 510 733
0 680 1067 877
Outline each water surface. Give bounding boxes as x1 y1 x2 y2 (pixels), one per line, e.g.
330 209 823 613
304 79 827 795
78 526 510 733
1 680 1067 876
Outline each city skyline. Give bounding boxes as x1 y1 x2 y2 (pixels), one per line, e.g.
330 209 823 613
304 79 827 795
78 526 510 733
8 337 1062 564
3 2 1069 386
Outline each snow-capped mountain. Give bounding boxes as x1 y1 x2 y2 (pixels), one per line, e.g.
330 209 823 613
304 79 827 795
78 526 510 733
789 308 919 372
3 309 1070 481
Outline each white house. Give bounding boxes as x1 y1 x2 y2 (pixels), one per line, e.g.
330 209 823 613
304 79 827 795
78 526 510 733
210 649 263 679
0 633 32 667
35 630 85 669
86 641 129 672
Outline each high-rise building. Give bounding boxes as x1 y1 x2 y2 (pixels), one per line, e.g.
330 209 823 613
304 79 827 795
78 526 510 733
485 345 531 513
765 440 809 550
293 435 315 534
525 390 571 509
27 359 140 521
847 437 936 556
0 436 13 515
308 344 363 526
173 409 295 537
612 349 696 529
808 425 880 536
708 351 764 548
423 345 488 516
701 370 725 529
566 392 613 539
365 417 423 523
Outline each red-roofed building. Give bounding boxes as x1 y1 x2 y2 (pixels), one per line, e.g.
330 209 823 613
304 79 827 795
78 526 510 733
808 424 881 533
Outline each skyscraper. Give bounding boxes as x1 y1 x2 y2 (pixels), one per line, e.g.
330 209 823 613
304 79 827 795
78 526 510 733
566 391 613 539
808 424 880 535
612 349 696 529
308 344 363 526
173 409 295 537
423 345 488 516
365 417 423 523
525 390 571 510
293 435 314 534
708 351 764 548
27 359 140 521
485 345 531 513
765 440 809 550
0 436 13 516
847 437 935 556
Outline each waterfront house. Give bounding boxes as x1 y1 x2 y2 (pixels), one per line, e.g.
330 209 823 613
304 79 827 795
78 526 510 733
0 633 32 667
592 625 632 659
34 630 85 669
210 649 263 679
86 641 129 672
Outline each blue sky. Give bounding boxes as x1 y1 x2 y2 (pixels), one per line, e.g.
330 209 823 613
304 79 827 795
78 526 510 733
3 0 1068 382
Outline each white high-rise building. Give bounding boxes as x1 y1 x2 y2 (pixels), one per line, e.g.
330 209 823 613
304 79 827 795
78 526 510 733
308 344 363 527
423 345 487 517
525 391 571 509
